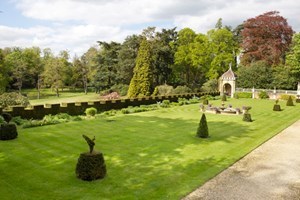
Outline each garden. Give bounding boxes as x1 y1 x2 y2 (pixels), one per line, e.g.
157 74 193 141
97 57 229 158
0 97 299 199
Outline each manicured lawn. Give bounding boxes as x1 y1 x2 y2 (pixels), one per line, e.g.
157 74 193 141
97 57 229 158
0 99 299 199
23 88 101 105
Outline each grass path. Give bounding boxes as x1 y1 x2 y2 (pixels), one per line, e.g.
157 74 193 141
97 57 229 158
0 99 299 199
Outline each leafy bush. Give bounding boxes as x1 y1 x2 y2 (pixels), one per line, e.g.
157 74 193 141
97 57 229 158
0 92 30 108
178 98 190 106
103 110 117 116
155 85 174 96
0 116 4 124
258 91 269 99
11 116 26 125
202 99 209 105
189 96 200 104
201 79 218 92
85 107 97 116
286 96 294 106
233 92 239 99
234 92 252 98
296 98 300 103
160 100 170 108
172 86 192 94
110 84 129 96
196 114 209 138
280 94 296 101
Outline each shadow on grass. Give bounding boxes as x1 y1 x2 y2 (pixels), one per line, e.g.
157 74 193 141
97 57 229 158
0 114 253 199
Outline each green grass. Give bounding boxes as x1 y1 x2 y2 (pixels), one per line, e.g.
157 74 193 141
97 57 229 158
0 99 299 199
23 88 101 105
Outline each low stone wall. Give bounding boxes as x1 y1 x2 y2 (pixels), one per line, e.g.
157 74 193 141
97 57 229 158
0 92 219 119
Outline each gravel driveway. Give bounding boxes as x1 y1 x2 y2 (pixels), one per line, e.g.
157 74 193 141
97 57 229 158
183 120 300 200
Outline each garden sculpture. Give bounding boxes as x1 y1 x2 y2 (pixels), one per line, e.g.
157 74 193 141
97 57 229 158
82 134 96 153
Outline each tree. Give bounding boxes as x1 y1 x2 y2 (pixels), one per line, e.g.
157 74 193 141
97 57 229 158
285 32 300 86
127 38 152 97
117 35 141 85
241 11 293 66
174 28 197 87
95 41 121 92
42 51 69 97
0 49 9 93
152 28 177 86
237 61 273 88
196 113 209 138
207 26 238 79
72 56 89 94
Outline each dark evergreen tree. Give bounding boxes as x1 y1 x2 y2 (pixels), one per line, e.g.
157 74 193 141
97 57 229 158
197 113 209 138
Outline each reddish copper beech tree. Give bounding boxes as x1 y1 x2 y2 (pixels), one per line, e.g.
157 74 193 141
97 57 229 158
241 11 294 66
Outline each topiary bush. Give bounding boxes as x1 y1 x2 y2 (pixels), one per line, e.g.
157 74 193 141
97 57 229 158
85 107 97 116
0 113 18 140
196 113 209 138
76 135 106 181
273 99 281 111
242 106 252 122
202 99 209 105
221 94 227 101
0 123 18 140
258 91 269 99
280 94 296 101
286 96 294 106
296 98 300 103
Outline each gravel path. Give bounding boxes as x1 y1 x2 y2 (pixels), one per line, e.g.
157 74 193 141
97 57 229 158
183 120 300 200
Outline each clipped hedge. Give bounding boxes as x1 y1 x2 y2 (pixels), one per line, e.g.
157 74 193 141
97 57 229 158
0 124 18 140
234 92 252 99
76 152 106 181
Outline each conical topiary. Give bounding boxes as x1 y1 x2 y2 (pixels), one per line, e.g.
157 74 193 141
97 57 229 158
196 113 209 138
286 96 294 106
221 94 227 101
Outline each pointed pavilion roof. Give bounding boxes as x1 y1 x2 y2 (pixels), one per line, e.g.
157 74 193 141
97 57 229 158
221 64 236 80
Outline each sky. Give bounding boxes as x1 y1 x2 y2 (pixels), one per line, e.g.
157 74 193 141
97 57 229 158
0 0 299 58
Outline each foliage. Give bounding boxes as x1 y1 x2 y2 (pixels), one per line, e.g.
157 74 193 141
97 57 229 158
258 91 269 99
76 152 106 181
234 92 252 99
285 33 300 85
127 38 152 97
280 94 296 101
236 61 273 88
0 92 30 108
273 104 281 111
160 100 170 108
242 113 252 122
221 94 227 101
0 116 4 124
272 65 297 90
0 123 18 140
110 84 129 96
201 79 218 92
154 84 174 95
196 113 209 138
241 11 293 65
177 98 190 106
172 85 192 94
85 107 97 116
286 96 294 106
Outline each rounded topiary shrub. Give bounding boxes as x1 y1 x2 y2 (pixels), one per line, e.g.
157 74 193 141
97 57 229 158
296 99 300 103
273 104 281 111
242 113 252 122
85 107 97 116
0 123 18 140
196 113 209 138
76 152 106 181
286 96 294 106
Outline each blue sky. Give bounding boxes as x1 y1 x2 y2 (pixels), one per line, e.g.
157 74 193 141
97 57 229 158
0 0 299 57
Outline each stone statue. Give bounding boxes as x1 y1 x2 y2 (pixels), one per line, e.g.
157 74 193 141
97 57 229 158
82 134 96 153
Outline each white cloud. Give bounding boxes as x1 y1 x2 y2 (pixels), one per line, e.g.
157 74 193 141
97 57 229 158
1 0 299 57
